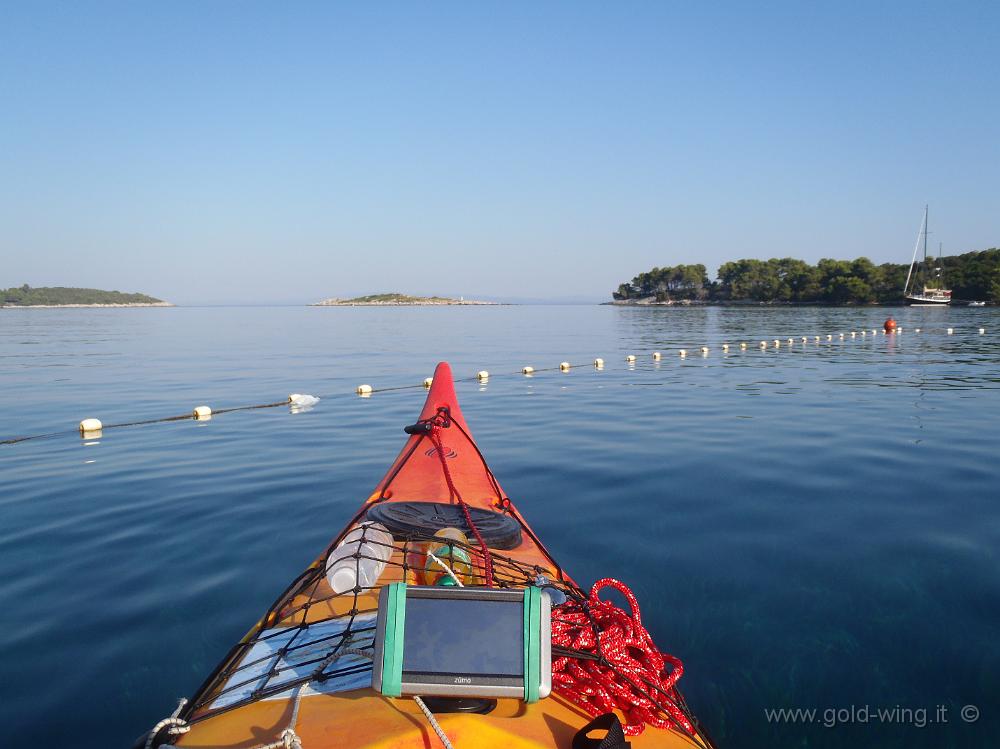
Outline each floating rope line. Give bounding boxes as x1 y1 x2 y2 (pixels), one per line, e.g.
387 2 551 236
2 327 989 445
0 429 68 446
363 383 427 393
1 399 312 445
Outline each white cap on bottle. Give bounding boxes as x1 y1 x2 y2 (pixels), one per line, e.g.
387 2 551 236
329 566 357 594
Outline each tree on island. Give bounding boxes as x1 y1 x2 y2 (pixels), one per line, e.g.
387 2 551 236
615 264 709 302
613 249 1000 304
1 285 165 306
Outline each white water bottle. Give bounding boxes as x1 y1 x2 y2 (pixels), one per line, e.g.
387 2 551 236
326 521 393 594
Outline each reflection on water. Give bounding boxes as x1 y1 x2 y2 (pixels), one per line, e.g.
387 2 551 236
1 305 998 748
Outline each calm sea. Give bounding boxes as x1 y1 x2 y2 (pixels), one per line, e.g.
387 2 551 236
1 305 998 748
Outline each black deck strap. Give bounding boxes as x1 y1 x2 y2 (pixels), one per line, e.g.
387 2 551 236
572 713 631 749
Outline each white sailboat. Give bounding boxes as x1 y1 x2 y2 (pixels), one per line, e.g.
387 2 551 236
904 205 952 305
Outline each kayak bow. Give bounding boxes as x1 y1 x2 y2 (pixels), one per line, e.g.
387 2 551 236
155 362 712 749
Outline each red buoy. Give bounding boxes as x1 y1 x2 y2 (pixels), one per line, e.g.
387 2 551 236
884 317 897 333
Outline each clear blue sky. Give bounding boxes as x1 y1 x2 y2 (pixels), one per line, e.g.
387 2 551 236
1 2 997 304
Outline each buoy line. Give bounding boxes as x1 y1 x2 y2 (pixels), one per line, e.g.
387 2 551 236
1 399 299 445
0 363 600 445
1 326 988 446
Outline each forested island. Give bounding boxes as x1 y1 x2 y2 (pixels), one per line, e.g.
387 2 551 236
1 285 171 307
311 293 496 306
613 249 1000 305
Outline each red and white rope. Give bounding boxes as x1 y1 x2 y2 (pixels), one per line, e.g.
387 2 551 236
551 578 693 736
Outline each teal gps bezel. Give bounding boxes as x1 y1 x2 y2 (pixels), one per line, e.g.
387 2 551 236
373 583 550 703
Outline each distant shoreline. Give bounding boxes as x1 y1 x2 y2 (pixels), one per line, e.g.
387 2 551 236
310 293 498 306
606 299 990 307
605 299 890 307
310 300 499 307
614 250 999 306
1 302 175 309
2 285 170 307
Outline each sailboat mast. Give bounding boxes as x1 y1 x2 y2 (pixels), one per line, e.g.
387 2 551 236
903 207 926 296
923 204 928 262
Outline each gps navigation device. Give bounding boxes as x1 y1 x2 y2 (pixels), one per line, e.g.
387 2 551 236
372 583 551 702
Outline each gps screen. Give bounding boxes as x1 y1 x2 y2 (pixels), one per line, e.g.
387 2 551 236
401 595 524 677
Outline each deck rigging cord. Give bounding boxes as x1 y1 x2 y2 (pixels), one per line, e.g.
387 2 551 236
426 549 466 586
425 407 495 587
143 698 189 749
413 695 457 749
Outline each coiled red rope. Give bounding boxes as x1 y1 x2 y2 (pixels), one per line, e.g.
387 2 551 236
429 426 495 587
551 578 694 736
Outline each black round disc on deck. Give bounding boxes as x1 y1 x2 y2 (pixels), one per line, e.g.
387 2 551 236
366 501 522 550
420 696 497 715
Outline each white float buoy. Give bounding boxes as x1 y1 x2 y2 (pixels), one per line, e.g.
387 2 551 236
593 358 604 368
625 355 636 363
356 384 373 395
947 328 953 335
979 328 986 334
915 328 921 333
560 361 572 371
861 331 867 337
522 366 534 375
826 334 833 341
679 349 687 357
773 339 780 348
701 346 709 354
740 342 748 349
814 336 821 343
872 329 878 335
193 405 212 420
760 341 767 348
652 351 661 360
423 377 433 388
851 331 856 338
288 394 319 414
801 336 807 343
79 418 102 434
787 338 794 345
477 370 490 380
722 343 729 352
839 333 845 339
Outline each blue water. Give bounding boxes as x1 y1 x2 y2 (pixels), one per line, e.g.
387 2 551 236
1 305 998 748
